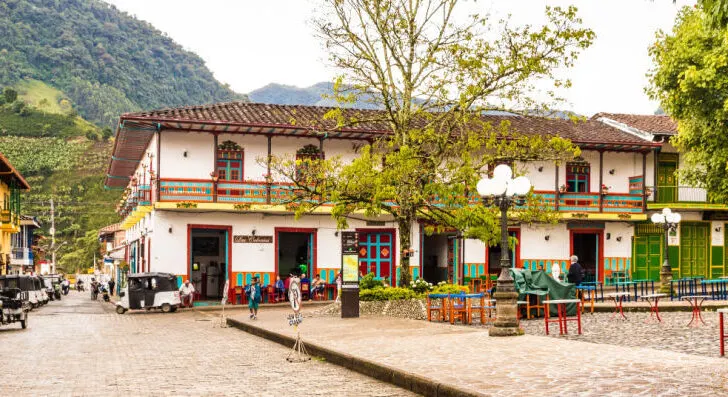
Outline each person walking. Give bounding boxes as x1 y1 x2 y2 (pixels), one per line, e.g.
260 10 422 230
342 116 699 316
108 278 116 296
567 255 585 286
247 276 262 320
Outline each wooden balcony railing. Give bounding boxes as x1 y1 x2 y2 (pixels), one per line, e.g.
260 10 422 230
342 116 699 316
646 185 713 203
148 179 647 214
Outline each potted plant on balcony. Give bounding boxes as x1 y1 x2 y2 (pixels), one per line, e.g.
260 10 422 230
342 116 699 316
559 184 568 193
601 184 610 196
644 186 653 197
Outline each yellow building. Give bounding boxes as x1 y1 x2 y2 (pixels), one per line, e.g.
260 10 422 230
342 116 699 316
0 153 30 275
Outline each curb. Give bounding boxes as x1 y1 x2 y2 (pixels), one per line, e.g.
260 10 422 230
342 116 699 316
227 317 480 397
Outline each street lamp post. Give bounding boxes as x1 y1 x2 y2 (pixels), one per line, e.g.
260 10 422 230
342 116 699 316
477 164 531 337
651 208 681 295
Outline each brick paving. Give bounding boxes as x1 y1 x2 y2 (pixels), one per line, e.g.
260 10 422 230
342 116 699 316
0 292 414 396
232 305 728 396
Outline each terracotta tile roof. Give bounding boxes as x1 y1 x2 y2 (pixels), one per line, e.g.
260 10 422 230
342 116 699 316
122 102 654 145
99 223 122 234
592 113 677 135
107 103 660 188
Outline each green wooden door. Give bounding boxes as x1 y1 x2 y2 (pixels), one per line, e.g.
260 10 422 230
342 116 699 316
679 223 709 278
657 157 677 203
633 235 662 281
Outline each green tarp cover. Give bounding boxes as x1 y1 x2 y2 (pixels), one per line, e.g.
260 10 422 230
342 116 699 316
511 269 577 316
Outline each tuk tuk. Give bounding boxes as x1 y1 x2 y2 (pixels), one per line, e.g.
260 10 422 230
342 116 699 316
42 274 62 300
116 272 181 314
0 275 44 309
0 288 29 329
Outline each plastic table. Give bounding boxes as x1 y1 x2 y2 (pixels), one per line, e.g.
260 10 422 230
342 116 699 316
605 292 630 320
682 295 711 327
640 293 667 323
543 299 582 335
719 308 728 357
576 285 596 313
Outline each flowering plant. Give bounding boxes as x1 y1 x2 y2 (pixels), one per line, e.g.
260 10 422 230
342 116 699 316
409 278 433 294
601 184 610 194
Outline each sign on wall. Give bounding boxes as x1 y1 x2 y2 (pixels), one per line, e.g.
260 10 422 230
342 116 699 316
233 235 273 243
341 231 359 283
712 222 724 246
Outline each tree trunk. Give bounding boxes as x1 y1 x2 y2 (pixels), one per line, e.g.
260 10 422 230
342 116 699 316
398 217 412 287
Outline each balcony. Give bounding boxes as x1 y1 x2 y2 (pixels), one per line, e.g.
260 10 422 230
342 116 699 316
0 210 19 231
645 185 726 210
10 247 33 266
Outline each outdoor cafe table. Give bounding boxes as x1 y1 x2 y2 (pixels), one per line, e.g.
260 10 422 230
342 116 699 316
682 295 711 327
639 293 668 323
604 292 630 320
543 299 582 335
719 308 728 357
614 281 638 302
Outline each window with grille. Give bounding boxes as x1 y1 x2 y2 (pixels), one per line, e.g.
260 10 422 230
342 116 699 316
566 162 590 193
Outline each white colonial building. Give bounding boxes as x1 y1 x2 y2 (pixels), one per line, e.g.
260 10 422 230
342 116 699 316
105 103 726 297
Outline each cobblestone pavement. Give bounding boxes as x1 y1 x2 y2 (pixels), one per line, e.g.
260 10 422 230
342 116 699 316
0 292 414 396
237 306 728 397
515 310 726 358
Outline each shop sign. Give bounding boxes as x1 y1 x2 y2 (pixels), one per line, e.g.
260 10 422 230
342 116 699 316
233 235 273 243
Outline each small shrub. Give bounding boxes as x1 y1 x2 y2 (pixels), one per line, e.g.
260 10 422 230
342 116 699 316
432 283 469 295
359 273 383 290
359 287 418 301
409 278 433 294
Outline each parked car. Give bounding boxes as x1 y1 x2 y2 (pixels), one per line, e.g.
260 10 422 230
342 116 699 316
116 273 181 314
0 288 29 329
33 276 49 305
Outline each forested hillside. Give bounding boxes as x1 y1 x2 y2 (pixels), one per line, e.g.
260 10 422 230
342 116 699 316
0 0 249 273
0 0 246 127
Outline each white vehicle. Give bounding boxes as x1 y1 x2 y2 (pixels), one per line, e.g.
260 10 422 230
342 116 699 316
0 276 42 309
116 273 181 314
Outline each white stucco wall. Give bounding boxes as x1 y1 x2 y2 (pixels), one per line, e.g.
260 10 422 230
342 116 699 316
604 222 633 257
159 131 214 179
520 224 570 260
521 160 556 192
464 239 486 263
148 211 399 276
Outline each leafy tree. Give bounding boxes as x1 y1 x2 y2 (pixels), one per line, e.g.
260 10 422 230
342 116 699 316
648 6 728 201
3 87 17 103
697 0 728 27
58 230 100 274
268 0 592 286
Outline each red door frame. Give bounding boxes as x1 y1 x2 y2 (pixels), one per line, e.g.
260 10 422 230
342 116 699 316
569 229 604 283
355 228 397 281
147 238 151 273
274 227 318 278
186 224 233 289
418 224 458 278
485 228 521 271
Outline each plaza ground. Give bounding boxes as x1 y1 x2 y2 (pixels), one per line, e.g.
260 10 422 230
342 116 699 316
0 292 414 396
229 304 728 396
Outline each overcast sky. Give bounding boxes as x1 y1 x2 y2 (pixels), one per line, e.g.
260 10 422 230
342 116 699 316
104 0 696 116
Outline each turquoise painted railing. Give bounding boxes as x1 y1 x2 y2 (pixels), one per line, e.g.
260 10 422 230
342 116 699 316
151 180 646 214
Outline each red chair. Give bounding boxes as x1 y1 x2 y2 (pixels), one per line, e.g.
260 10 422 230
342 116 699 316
301 282 310 300
266 285 278 303
230 286 244 305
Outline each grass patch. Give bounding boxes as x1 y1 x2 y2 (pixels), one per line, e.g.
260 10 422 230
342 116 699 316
15 79 71 115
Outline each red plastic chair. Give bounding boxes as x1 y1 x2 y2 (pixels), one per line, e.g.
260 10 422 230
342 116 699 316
266 285 277 303
301 282 310 300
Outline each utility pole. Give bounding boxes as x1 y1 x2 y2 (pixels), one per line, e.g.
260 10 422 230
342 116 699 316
50 198 55 274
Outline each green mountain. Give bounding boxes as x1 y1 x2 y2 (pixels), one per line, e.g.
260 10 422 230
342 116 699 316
0 0 248 273
248 82 380 109
0 0 247 127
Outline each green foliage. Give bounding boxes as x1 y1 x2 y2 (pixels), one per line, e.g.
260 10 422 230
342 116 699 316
359 286 418 301
3 87 17 103
58 230 101 274
268 1 590 288
648 6 728 201
0 0 245 127
0 137 85 175
0 102 99 137
359 273 383 290
432 283 469 295
409 278 433 294
699 0 728 27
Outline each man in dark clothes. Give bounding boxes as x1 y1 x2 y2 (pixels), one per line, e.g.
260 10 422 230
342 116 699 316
567 255 585 285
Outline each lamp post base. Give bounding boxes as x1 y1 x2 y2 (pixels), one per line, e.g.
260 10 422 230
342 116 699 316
659 261 673 296
488 291 523 337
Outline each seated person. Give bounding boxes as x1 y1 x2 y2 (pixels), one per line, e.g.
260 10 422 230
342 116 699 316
179 279 195 307
311 274 325 297
274 276 285 299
